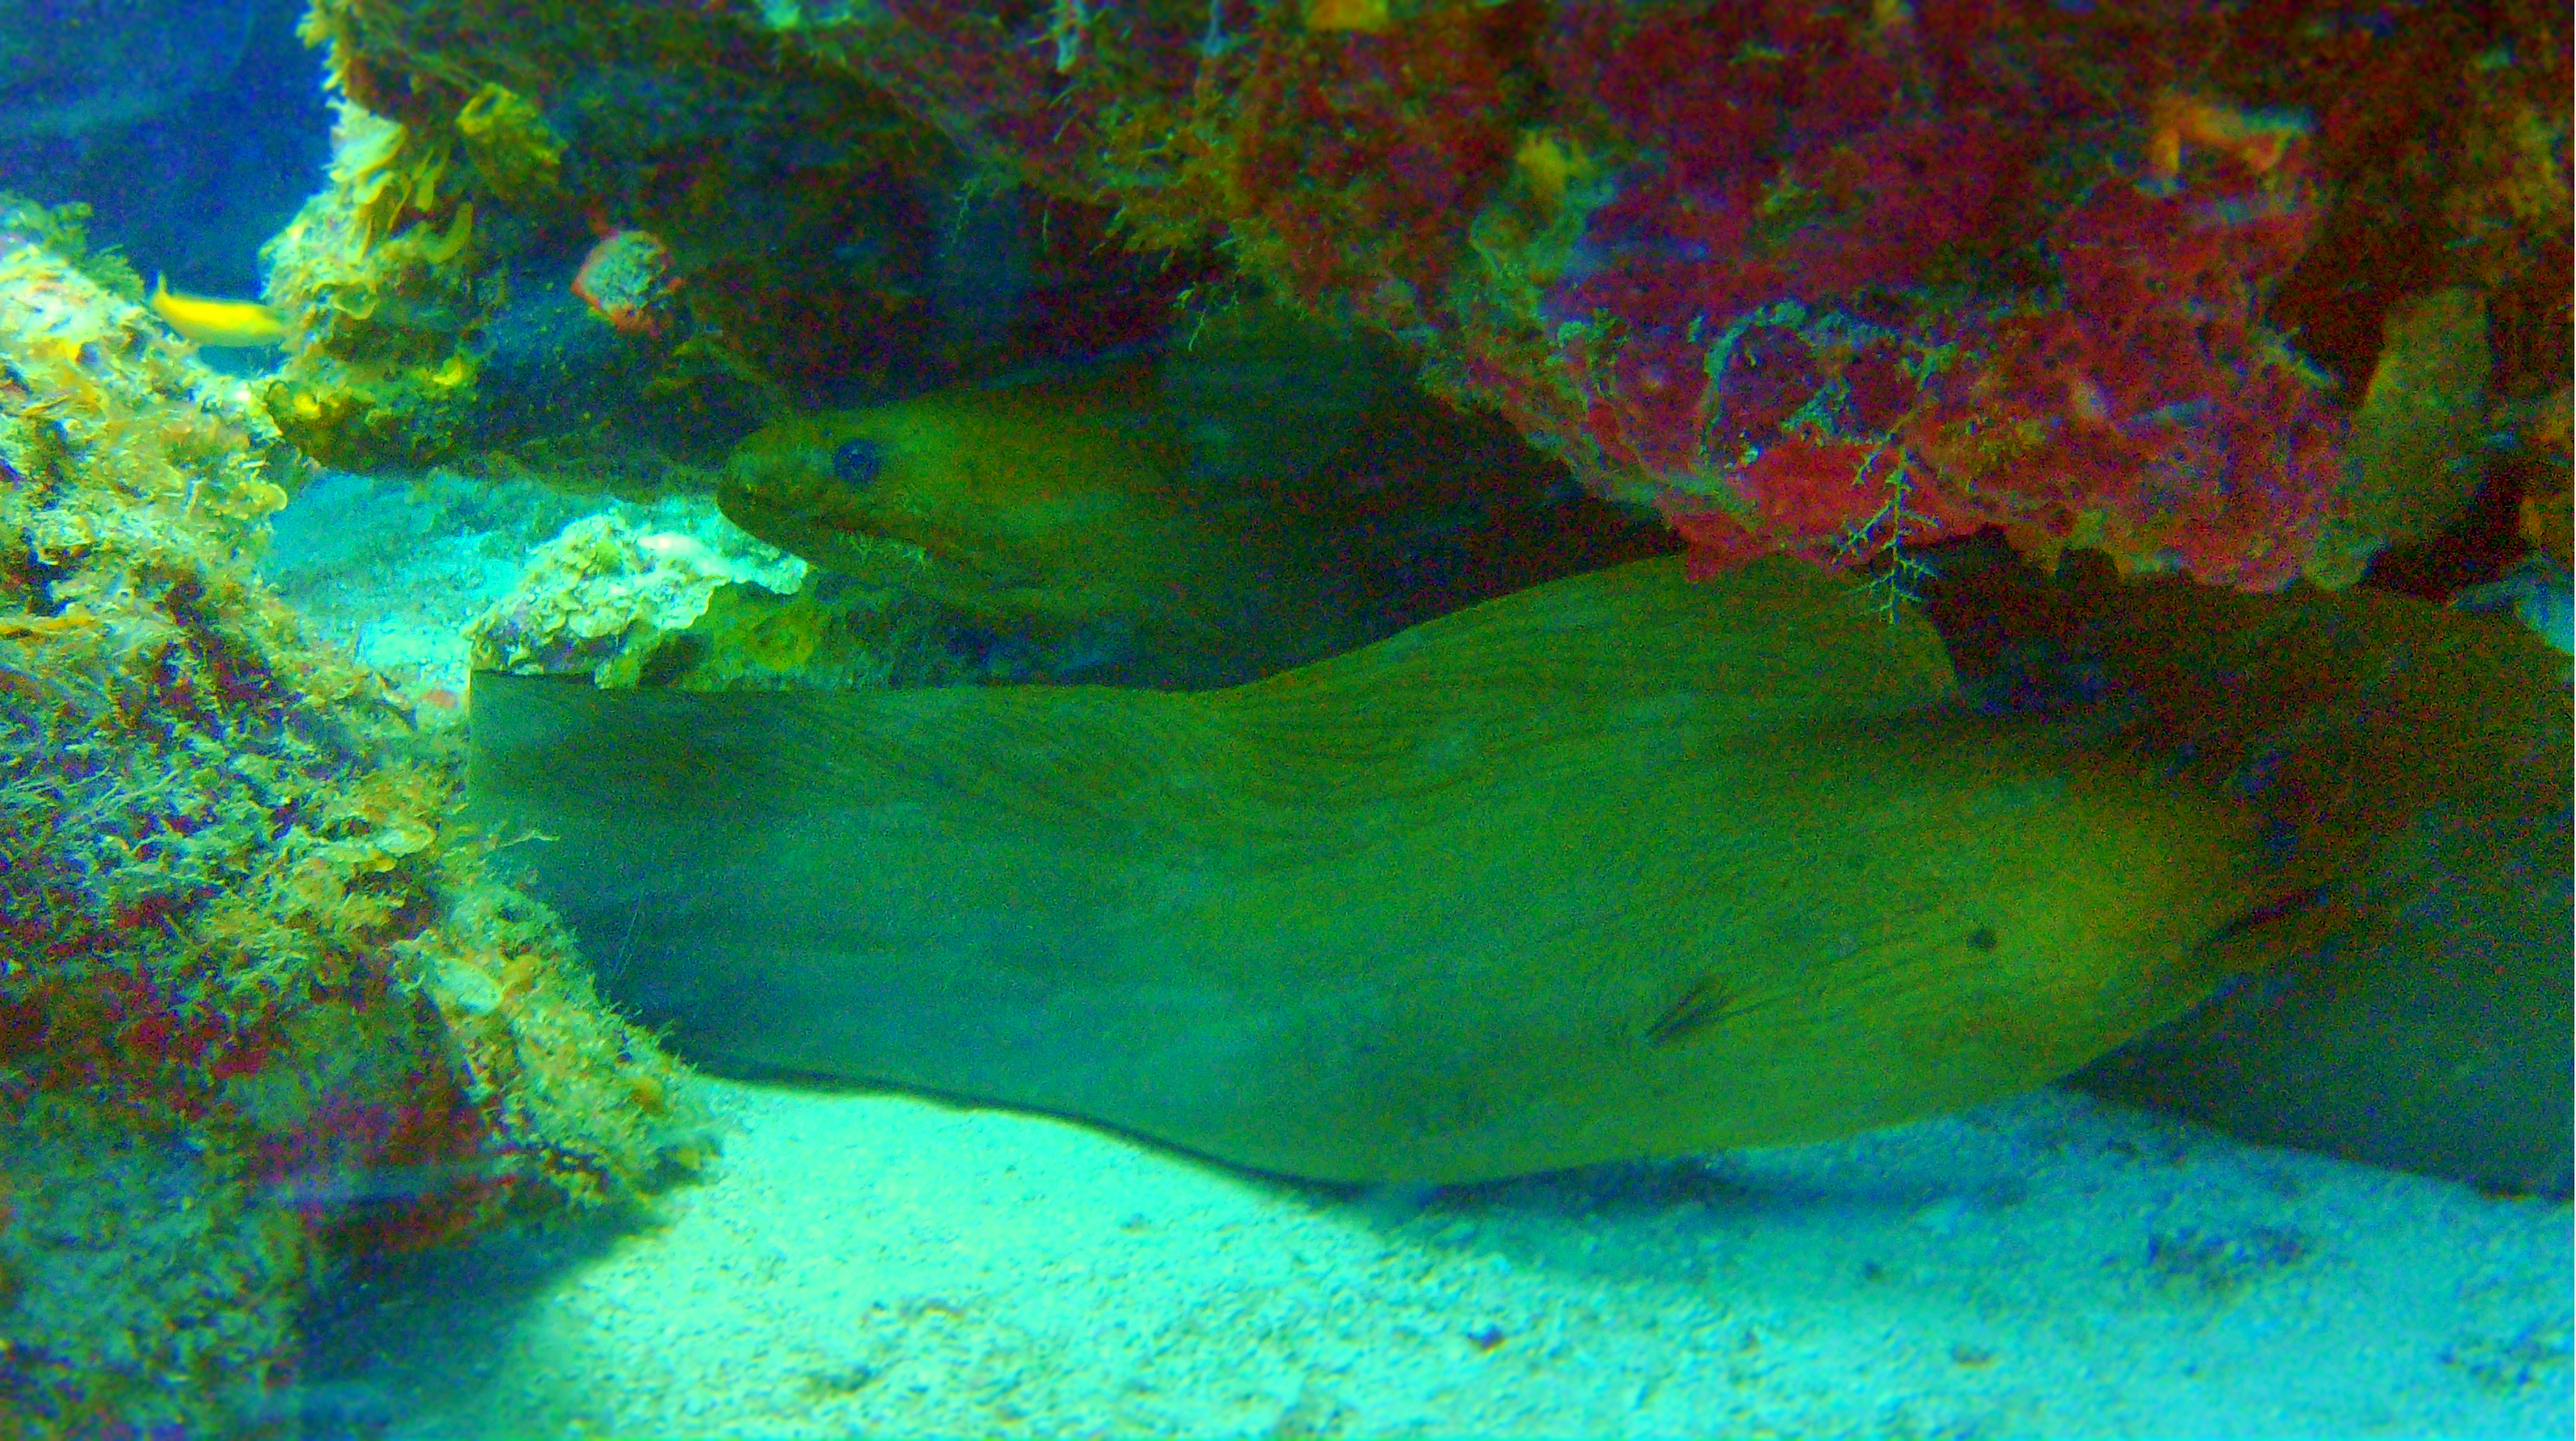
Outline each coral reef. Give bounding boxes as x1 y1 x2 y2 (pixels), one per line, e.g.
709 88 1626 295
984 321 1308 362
1217 1 2351 589
568 226 678 338
0 210 699 1436
786 0 2566 594
257 0 1219 481
254 1 2568 596
464 510 804 684
0 195 143 299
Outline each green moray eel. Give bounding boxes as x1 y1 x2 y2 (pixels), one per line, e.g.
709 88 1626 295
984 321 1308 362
719 364 1244 623
714 291 1693 690
718 361 1380 688
1916 541 2574 1196
467 558 2319 1184
711 313 1662 690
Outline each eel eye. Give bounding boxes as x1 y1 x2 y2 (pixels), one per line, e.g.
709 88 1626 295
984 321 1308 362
831 438 886 489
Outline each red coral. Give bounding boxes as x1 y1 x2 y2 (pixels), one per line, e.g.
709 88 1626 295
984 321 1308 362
1894 149 2344 589
816 0 2364 592
1712 325 1820 452
1658 503 1771 580
572 228 679 338
1229 2 1537 323
1529 6 2345 590
1841 336 1916 436
1595 330 1710 476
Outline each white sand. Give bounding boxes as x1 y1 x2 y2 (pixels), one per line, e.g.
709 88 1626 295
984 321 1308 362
304 1081 2571 1439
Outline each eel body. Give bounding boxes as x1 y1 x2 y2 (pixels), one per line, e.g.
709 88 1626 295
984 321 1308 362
466 557 2305 1183
1917 544 2575 1197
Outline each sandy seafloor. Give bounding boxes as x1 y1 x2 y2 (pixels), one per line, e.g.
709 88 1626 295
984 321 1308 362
266 472 2574 1440
294 1081 2575 1441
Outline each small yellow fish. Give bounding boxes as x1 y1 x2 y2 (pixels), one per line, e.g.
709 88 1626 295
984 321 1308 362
149 274 288 348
